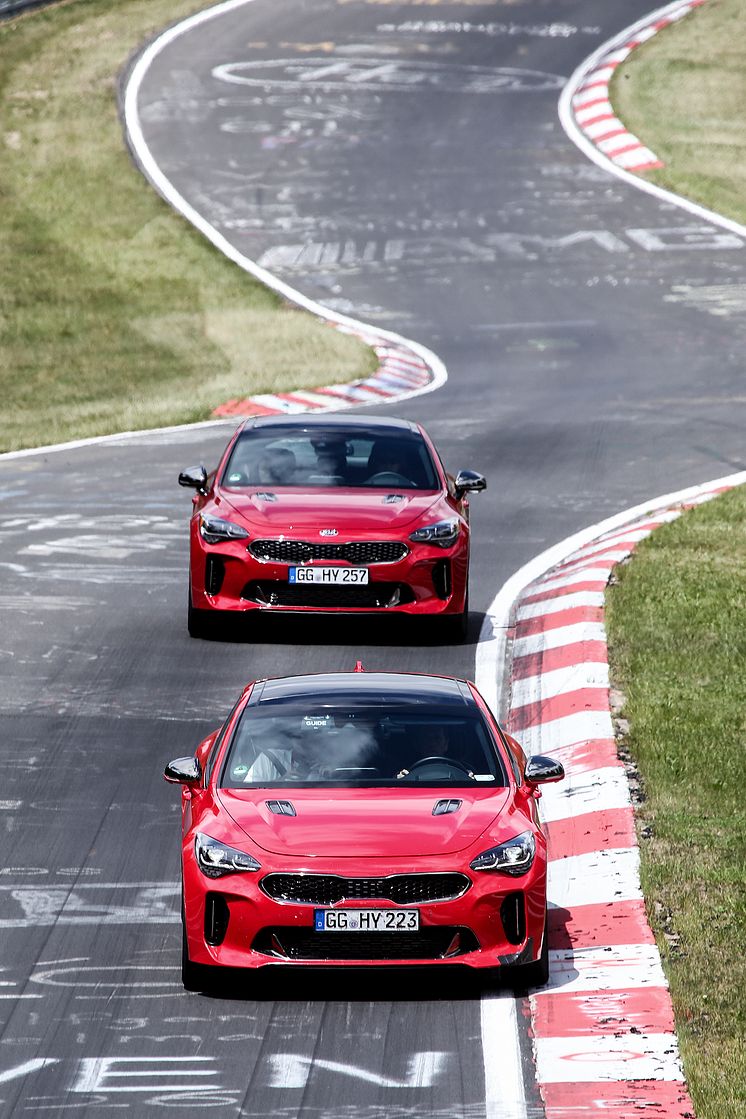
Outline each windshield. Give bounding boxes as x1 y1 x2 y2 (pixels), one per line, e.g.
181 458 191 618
220 707 507 788
221 429 439 490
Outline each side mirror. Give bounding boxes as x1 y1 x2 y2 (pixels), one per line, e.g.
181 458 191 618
525 755 564 785
179 465 208 493
164 757 202 785
454 470 486 498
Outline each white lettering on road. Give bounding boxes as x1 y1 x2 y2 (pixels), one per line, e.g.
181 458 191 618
257 227 744 271
626 225 745 251
267 1051 448 1089
213 58 564 94
0 1059 58 1085
73 1056 218 1094
1 885 179 927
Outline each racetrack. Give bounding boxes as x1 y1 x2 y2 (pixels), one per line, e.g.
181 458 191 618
2 0 746 1115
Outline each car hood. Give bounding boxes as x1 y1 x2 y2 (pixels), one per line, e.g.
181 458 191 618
217 787 511 858
217 489 443 533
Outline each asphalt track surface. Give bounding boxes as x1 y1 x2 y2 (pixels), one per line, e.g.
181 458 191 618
2 0 746 1115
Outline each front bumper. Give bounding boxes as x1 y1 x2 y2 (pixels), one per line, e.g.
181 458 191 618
183 850 547 971
189 527 469 616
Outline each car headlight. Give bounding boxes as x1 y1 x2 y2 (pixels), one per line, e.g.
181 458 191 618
470 831 536 876
194 833 261 878
199 514 249 544
409 519 460 547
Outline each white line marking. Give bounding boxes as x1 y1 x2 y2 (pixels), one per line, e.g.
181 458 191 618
547 847 642 908
516 590 605 619
510 662 609 707
512 621 608 658
534 1032 684 1083
513 710 616 758
480 994 528 1119
536 766 630 822
541 944 668 994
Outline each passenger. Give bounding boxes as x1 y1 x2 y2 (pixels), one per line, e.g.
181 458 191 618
257 447 296 485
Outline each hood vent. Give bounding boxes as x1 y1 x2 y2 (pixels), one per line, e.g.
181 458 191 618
432 799 462 816
266 800 296 817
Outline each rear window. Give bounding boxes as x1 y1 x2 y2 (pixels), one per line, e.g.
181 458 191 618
221 430 439 490
220 707 507 788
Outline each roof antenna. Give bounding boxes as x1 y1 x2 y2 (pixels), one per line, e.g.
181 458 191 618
353 660 365 673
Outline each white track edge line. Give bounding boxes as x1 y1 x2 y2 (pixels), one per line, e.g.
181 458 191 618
558 0 746 239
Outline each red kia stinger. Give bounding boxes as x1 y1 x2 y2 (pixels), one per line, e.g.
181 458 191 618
178 415 485 640
165 669 563 991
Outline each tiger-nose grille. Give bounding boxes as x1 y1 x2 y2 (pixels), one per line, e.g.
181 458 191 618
249 540 409 564
260 873 470 906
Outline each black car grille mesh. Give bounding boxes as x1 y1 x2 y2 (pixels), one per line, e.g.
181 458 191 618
249 540 409 564
253 926 479 961
261 873 470 906
242 581 414 609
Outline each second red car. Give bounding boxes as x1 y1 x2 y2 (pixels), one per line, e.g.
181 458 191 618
179 415 486 639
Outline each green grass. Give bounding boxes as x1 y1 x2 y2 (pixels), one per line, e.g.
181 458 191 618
0 0 377 452
611 0 746 224
606 487 746 1119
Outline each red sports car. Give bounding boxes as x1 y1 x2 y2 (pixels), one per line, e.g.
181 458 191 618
178 416 485 639
165 669 563 990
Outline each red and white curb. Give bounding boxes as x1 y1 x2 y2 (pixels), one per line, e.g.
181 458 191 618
567 0 706 174
212 334 436 419
480 470 744 1117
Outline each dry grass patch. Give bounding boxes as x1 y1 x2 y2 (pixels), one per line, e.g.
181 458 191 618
606 486 746 1119
611 0 746 225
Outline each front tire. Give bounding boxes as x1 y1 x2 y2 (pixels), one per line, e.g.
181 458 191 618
181 914 218 993
441 590 469 644
511 915 550 989
187 588 217 639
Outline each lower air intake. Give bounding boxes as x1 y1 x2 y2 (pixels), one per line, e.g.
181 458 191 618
253 926 479 961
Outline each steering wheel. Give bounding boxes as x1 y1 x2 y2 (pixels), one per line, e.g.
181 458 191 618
365 471 415 487
405 756 473 777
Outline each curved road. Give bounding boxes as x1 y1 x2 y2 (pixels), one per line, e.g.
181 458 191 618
1 0 745 1115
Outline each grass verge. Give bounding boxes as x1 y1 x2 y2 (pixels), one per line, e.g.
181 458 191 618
606 487 746 1119
0 0 377 453
611 0 746 225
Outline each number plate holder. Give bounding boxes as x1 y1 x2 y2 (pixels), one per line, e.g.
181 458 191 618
289 567 369 585
314 909 419 932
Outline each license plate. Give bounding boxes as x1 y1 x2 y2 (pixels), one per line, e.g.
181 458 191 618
289 567 369 585
314 909 419 932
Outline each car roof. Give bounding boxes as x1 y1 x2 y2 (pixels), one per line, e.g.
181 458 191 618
246 672 477 710
239 415 421 437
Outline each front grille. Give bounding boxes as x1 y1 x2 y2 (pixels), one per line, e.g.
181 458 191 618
261 873 470 906
253 926 479 961
249 540 409 564
242 581 414 609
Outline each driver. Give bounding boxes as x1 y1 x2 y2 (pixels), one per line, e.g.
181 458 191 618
396 725 456 779
367 439 409 481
